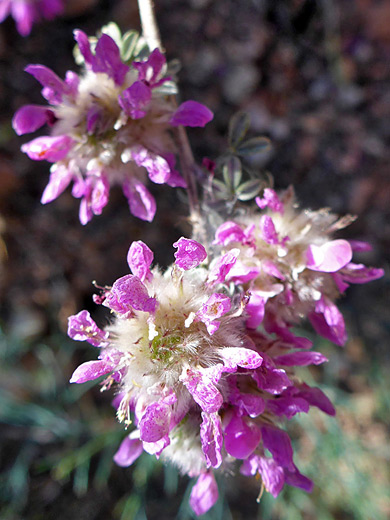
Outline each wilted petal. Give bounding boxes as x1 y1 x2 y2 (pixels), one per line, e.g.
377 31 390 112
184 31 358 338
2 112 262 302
69 360 114 383
173 237 207 270
306 239 353 272
200 412 223 468
127 241 154 282
171 100 214 127
21 135 73 162
113 436 143 467
123 178 156 222
189 472 219 516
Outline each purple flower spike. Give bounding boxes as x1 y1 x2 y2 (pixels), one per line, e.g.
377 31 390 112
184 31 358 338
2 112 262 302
21 135 73 162
196 293 231 335
173 237 207 270
113 436 143 467
189 472 219 516
67 310 108 347
170 101 214 127
306 239 353 272
127 241 154 282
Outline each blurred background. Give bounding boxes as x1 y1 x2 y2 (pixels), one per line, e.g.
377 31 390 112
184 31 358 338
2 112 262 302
0 0 389 518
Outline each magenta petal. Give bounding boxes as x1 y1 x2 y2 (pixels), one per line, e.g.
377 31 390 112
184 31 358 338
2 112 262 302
196 293 231 335
224 412 261 459
73 29 94 67
69 360 114 384
189 473 219 516
180 369 223 413
93 34 128 85
246 292 266 329
274 351 328 367
261 425 294 469
133 48 166 86
41 165 73 204
118 81 151 119
297 384 336 416
113 436 143 467
108 274 157 314
255 188 284 214
67 309 108 346
0 2 11 23
259 215 279 245
12 1 35 36
25 64 67 103
173 237 207 270
139 402 171 442
214 221 247 246
127 241 154 282
142 435 170 457
130 146 171 184
306 239 353 272
13 105 53 136
208 249 240 285
341 263 384 284
123 179 156 222
170 100 214 127
284 465 313 492
21 135 73 162
200 412 223 469
257 457 285 498
219 347 263 371
267 395 310 419
309 296 346 346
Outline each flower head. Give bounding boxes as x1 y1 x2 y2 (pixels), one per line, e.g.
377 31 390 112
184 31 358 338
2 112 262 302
13 27 213 223
213 187 384 346
0 0 63 36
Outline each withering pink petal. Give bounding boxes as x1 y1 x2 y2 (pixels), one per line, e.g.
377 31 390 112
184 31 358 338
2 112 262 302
113 436 143 467
21 135 73 162
200 412 223 469
189 472 219 516
170 100 214 127
173 237 207 270
127 241 154 282
306 239 353 272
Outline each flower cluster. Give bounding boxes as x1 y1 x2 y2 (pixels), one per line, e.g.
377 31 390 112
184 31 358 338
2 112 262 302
0 0 63 36
13 29 213 223
67 235 364 515
213 187 384 348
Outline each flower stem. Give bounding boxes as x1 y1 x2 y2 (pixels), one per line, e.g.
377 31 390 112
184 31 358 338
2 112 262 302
137 0 200 217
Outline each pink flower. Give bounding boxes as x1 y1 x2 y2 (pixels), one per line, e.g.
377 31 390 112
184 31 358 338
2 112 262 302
0 0 63 36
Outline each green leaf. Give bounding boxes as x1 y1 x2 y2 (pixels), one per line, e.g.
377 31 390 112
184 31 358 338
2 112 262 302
236 179 262 201
101 22 122 47
222 156 242 189
236 136 271 156
121 30 140 62
212 179 232 200
228 111 251 147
